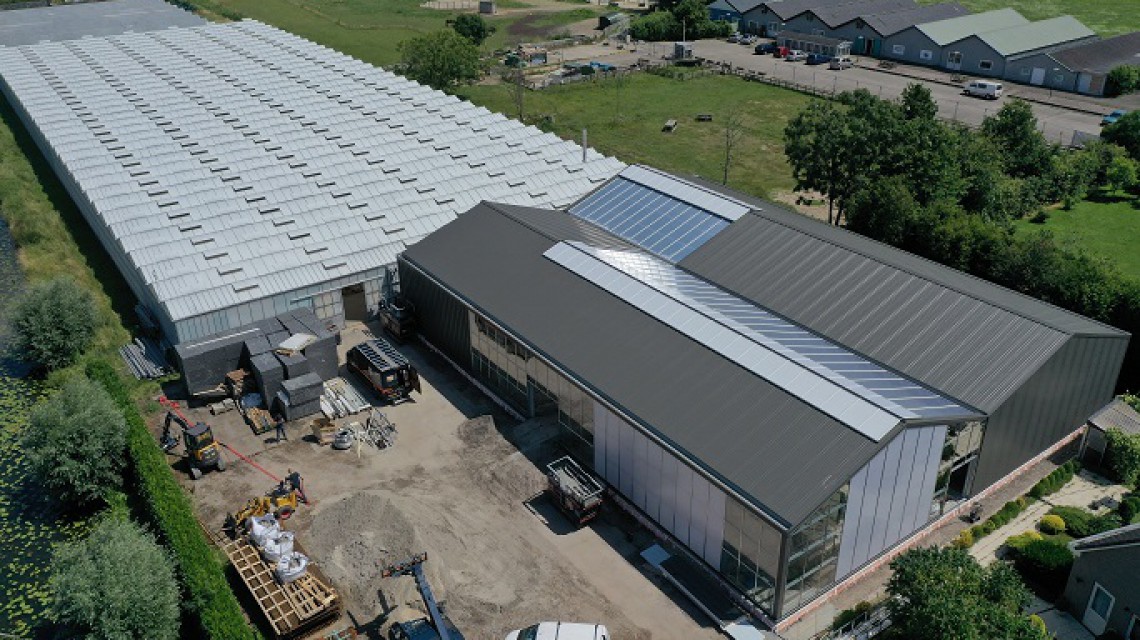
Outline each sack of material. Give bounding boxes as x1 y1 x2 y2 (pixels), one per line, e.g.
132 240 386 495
274 551 309 583
249 514 279 548
260 530 295 563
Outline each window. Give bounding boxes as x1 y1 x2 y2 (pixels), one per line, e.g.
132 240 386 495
948 51 962 65
892 44 905 55
979 60 993 70
919 49 933 61
1020 67 1031 76
1090 585 1114 619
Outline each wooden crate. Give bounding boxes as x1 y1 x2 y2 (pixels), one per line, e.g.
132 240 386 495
311 417 336 446
246 407 275 435
216 533 339 638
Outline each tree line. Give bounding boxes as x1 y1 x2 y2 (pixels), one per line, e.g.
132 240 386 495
785 86 1140 392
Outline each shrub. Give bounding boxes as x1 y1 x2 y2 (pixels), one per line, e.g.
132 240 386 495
50 518 180 639
1011 538 1074 588
1106 65 1140 96
831 601 873 631
1104 427 1140 486
1048 506 1122 538
85 360 254 639
23 376 127 506
1007 530 1043 551
1029 614 1048 638
1039 514 1066 535
1118 495 1140 524
1030 462 1078 499
1016 496 1029 510
983 520 997 534
952 529 975 549
970 525 986 541
8 276 97 370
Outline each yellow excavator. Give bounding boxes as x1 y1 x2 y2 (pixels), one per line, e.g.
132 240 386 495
224 472 308 538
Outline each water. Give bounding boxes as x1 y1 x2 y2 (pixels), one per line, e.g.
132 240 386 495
0 219 87 636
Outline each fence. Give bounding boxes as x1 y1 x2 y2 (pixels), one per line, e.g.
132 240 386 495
810 602 892 640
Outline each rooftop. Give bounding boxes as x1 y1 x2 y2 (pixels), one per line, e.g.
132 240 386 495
1051 31 1140 73
810 0 916 29
1070 522 1140 553
854 2 968 37
0 21 623 329
915 8 1028 46
0 0 204 46
980 16 1096 58
1088 398 1140 435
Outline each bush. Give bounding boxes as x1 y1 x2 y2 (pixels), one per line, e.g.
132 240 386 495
1106 65 1140 97
51 518 180 639
1029 462 1078 498
1029 614 1048 639
831 601 873 631
8 276 97 370
983 520 997 534
1104 427 1140 487
85 360 254 639
1011 538 1074 588
1039 514 1066 535
1118 495 1140 524
23 376 127 506
1007 530 1043 551
952 529 975 549
1048 506 1122 538
970 525 986 541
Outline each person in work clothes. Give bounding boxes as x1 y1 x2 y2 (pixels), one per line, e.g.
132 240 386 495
274 414 288 443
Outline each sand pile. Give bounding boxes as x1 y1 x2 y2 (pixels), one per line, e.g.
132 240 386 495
305 491 445 618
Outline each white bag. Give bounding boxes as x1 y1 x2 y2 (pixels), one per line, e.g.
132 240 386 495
274 551 309 583
260 531 295 563
249 514 279 548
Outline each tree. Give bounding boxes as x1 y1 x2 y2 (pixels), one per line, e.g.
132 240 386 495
1105 155 1138 194
900 83 937 121
508 64 526 121
721 104 745 185
451 13 495 46
981 99 1055 179
1103 110 1140 162
1105 427 1140 486
51 518 180 639
784 100 851 225
888 547 1041 640
23 376 127 506
9 276 96 370
1106 65 1140 97
846 176 920 246
398 30 484 90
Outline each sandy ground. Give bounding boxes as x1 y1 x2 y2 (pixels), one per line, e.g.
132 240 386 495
162 322 721 640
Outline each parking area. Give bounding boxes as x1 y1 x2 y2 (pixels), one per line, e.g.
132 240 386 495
162 322 723 640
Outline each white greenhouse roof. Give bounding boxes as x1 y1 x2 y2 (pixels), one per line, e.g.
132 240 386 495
0 21 624 323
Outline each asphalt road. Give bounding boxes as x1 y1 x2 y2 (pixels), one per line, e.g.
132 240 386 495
690 40 1105 145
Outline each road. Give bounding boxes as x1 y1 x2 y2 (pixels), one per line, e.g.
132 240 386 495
690 40 1104 145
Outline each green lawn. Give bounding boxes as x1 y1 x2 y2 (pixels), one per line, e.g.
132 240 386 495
917 0 1140 37
458 73 811 198
1014 195 1140 281
210 0 600 66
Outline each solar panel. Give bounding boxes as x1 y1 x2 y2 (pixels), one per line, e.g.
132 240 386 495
545 241 977 439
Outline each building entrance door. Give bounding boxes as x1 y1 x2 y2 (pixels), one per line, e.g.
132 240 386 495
947 51 962 70
341 284 368 322
1078 73 1092 93
1083 584 1114 636
1030 67 1046 85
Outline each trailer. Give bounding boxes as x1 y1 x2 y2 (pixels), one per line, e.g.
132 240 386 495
546 456 604 527
347 338 421 404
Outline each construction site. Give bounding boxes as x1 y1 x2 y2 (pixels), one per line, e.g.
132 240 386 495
164 320 723 640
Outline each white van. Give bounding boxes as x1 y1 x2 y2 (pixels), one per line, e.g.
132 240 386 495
963 80 1003 99
506 622 609 640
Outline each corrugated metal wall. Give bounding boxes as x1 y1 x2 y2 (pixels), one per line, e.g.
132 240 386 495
398 257 470 369
974 334 1129 489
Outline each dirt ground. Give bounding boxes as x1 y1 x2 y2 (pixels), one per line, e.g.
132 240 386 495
161 322 722 640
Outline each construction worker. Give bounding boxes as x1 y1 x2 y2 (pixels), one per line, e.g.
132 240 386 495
274 413 288 443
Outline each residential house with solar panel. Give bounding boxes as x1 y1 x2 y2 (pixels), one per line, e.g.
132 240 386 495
397 165 1129 629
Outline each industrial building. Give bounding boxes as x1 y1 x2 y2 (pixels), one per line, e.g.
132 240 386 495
0 19 624 346
399 165 1129 625
1029 31 1140 96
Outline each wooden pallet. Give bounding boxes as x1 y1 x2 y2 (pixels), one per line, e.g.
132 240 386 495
216 532 339 638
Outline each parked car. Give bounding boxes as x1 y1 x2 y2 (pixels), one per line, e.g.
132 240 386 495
829 55 853 70
774 45 789 58
739 35 758 45
1101 109 1129 126
805 52 831 65
505 623 610 640
754 42 778 55
726 33 741 43
785 49 807 62
963 79 1003 99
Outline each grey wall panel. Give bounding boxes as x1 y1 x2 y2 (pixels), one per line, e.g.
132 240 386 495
634 428 649 508
836 425 945 577
704 487 727 567
1063 548 1140 635
645 438 663 522
398 258 471 371
975 334 1129 490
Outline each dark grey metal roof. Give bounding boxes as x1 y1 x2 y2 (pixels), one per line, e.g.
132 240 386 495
0 0 204 46
810 0 916 29
1051 32 1140 74
1088 398 1140 434
854 3 969 37
1071 523 1140 552
754 0 851 21
679 207 1127 413
403 202 894 528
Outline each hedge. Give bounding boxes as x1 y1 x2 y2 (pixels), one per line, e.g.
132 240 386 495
1010 538 1073 589
1047 506 1121 539
85 360 255 639
1029 461 1079 499
1119 495 1140 524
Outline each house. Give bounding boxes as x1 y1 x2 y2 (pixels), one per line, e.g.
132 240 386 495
727 0 766 34
707 0 742 25
947 16 1098 79
1063 523 1140 637
1080 398 1140 469
782 0 915 40
882 8 1028 67
400 164 1129 628
1039 31 1140 95
829 3 967 57
740 0 850 37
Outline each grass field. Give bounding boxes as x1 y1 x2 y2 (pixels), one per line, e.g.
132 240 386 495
917 0 1140 37
1014 195 1140 281
459 73 811 198
210 0 602 66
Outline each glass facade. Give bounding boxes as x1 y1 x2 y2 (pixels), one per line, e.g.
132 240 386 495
782 485 847 615
932 420 986 516
467 311 595 462
721 497 783 616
